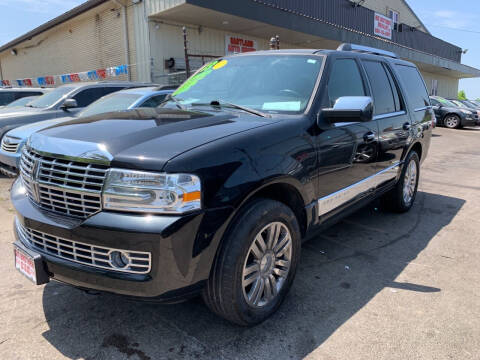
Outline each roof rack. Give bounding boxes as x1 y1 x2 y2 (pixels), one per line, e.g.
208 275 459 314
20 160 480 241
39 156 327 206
337 43 398 58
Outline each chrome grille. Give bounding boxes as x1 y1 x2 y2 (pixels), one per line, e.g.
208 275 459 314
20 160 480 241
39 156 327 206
1 136 20 153
16 219 151 274
20 147 108 218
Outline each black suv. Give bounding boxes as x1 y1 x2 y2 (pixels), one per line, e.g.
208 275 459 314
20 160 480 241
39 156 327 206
12 44 433 326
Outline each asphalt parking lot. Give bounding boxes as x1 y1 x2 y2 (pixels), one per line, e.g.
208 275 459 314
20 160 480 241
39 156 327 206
0 126 479 360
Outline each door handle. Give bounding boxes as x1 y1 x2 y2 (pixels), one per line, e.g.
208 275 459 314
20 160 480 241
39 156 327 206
403 122 411 130
363 131 376 143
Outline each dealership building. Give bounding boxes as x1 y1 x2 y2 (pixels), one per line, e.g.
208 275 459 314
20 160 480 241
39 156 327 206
1 0 479 98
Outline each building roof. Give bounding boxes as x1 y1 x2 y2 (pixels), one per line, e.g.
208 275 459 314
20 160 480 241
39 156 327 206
401 0 430 34
0 0 108 54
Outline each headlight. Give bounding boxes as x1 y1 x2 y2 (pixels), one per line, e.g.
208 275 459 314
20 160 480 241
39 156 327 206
102 169 201 214
460 109 472 115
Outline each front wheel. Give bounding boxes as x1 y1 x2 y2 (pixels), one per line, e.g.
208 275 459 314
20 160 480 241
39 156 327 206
202 198 301 326
444 114 461 129
382 151 420 213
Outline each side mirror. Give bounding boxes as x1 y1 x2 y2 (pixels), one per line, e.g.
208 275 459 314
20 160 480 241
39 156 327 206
61 98 78 110
320 96 373 125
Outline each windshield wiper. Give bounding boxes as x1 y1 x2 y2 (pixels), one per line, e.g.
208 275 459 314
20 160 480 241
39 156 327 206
193 100 269 118
160 94 186 110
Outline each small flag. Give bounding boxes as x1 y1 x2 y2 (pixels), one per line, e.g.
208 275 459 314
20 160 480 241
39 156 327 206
45 76 55 85
97 69 107 79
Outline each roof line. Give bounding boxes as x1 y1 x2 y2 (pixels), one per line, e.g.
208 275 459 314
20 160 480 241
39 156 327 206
402 0 430 34
0 0 109 54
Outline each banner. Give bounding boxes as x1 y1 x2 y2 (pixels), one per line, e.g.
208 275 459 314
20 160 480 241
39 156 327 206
1 64 130 88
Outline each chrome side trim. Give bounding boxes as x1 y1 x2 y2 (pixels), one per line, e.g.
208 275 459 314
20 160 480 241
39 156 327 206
373 111 406 120
414 106 429 112
318 163 400 216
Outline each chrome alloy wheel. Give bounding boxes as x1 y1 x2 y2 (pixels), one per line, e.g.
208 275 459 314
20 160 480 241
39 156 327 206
403 159 417 205
242 222 292 308
445 115 459 128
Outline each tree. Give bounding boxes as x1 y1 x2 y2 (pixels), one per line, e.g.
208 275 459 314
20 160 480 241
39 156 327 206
458 90 467 100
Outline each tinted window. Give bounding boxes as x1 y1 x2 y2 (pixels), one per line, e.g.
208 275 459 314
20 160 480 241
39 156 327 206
395 65 429 109
72 87 124 107
141 94 168 107
430 99 440 106
327 59 365 106
362 60 396 115
15 91 43 99
0 92 15 106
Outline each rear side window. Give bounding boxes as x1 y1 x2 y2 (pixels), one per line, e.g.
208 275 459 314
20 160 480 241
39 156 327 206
15 91 43 99
72 87 124 107
327 59 365 106
395 65 429 109
362 60 397 115
0 92 16 106
141 94 168 108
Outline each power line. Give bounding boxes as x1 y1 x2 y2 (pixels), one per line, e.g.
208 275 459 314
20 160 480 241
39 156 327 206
425 24 480 34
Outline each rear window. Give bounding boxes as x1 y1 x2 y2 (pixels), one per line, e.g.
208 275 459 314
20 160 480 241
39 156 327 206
395 65 429 109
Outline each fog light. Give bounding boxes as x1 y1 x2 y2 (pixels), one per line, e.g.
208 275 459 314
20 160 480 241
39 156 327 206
110 251 130 269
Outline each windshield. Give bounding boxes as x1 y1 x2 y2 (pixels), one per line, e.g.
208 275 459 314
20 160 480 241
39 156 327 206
169 55 324 114
28 87 74 108
434 97 457 108
6 96 38 108
450 100 469 108
78 93 142 117
462 101 478 109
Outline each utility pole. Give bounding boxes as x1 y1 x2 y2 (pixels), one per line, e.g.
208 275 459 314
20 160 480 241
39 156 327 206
183 26 191 78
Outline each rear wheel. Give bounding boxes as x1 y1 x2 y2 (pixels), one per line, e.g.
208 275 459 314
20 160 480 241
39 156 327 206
202 198 301 326
444 114 461 129
382 151 420 213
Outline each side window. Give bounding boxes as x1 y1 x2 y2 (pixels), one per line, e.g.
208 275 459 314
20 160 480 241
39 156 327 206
395 65 430 109
327 59 365 106
362 60 396 115
0 92 15 106
141 94 168 108
72 87 123 107
15 91 43 99
430 99 440 107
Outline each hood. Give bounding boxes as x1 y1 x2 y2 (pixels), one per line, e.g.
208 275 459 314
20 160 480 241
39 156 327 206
6 116 75 140
29 107 276 170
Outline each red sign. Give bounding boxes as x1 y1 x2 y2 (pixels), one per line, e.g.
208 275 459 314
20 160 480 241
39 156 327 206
226 35 257 55
374 13 392 40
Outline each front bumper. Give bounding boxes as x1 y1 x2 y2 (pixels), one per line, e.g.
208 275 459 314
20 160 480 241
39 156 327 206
0 148 20 176
11 179 230 301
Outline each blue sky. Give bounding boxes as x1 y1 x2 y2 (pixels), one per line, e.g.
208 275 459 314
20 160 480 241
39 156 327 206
0 0 479 98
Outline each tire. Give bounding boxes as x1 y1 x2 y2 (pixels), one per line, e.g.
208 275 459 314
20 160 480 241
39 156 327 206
202 198 301 326
443 114 461 129
382 151 420 213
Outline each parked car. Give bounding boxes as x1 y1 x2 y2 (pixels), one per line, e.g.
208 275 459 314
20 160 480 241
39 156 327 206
0 87 173 176
0 81 152 140
11 44 433 325
0 87 51 108
3 96 40 109
430 96 479 128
